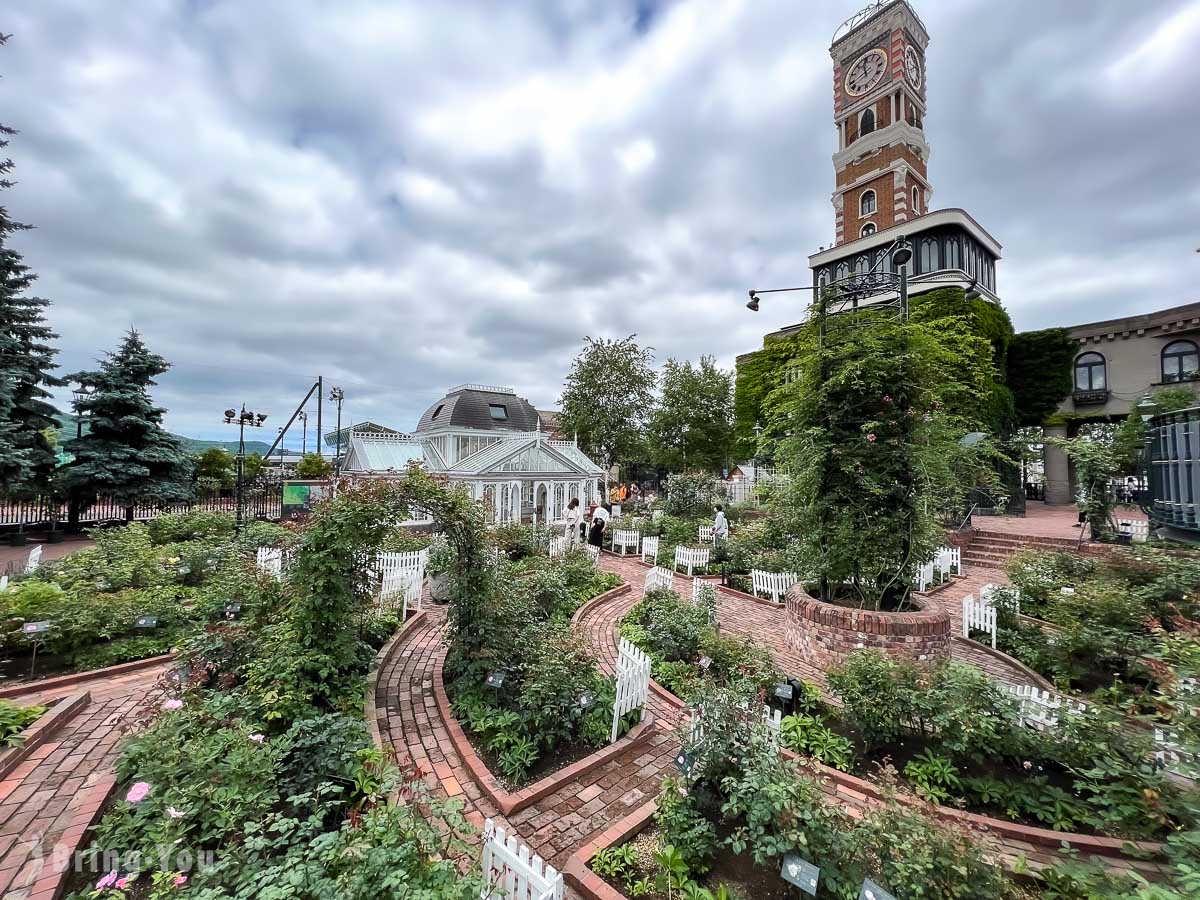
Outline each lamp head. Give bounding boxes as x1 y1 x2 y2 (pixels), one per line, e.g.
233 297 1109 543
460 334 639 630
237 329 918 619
224 408 236 419
890 241 913 267
256 413 268 426
964 281 982 302
746 291 760 312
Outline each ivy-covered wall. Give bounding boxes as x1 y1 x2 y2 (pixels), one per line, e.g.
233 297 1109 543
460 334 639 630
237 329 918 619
1007 327 1076 426
734 286 1017 459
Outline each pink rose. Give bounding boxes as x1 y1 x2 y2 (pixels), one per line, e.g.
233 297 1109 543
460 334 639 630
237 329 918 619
96 871 119 890
866 433 877 442
125 781 151 803
249 733 265 743
174 874 188 887
162 698 183 711
115 876 130 889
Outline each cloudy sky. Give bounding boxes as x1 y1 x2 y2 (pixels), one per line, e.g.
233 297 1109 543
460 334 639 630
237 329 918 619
4 0 1199 445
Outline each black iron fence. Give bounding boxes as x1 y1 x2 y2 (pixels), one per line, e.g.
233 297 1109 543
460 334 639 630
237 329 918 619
0 481 283 531
1149 406 1200 533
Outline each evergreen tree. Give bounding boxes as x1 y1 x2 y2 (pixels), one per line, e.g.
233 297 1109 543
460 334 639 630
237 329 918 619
0 33 62 493
59 330 193 519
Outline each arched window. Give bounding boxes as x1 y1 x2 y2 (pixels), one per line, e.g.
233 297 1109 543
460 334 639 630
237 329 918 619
911 187 921 215
860 108 875 137
945 238 961 271
854 254 870 275
860 190 876 216
817 269 830 287
860 222 876 237
919 238 941 273
835 261 850 281
1162 340 1200 383
1074 352 1106 392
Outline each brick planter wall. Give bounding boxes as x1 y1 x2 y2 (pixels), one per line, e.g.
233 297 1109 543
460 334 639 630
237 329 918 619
784 586 952 669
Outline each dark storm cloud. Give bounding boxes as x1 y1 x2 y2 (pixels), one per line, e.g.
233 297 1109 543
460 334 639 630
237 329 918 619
2 0 1197 442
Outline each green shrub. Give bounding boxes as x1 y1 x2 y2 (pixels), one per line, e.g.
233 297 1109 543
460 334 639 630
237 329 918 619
147 510 236 544
0 699 44 746
663 472 724 518
277 714 371 799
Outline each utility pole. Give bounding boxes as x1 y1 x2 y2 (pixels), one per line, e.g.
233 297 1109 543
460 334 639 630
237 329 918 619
317 375 324 459
329 386 345 476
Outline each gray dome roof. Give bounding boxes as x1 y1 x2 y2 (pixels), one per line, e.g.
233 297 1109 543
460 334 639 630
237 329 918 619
415 384 541 433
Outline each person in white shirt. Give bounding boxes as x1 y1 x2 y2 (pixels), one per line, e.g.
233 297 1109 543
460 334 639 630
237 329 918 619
563 498 582 546
588 503 611 548
713 504 729 547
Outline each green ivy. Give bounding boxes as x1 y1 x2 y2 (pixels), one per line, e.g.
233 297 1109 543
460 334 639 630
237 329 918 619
1008 327 1076 426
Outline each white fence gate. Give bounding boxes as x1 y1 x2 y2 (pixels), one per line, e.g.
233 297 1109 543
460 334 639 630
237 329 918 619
256 547 284 579
673 546 710 576
376 550 428 580
612 638 652 743
24 544 42 574
750 569 799 604
583 544 599 563
612 529 640 556
379 570 423 619
961 593 997 648
643 565 675 597
936 546 961 576
548 534 568 558
480 820 564 900
640 535 659 565
697 525 715 544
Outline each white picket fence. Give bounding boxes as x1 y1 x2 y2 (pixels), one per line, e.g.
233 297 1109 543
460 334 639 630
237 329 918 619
979 582 1020 616
643 565 675 597
640 535 659 565
961 593 998 648
480 820 564 900
379 569 423 619
750 569 799 604
24 544 42 574
936 546 961 576
0 574 7 591
1118 519 1151 543
583 544 600 563
697 524 715 544
1004 684 1087 732
691 576 704 603
256 547 284 579
673 546 710 576
376 549 428 581
548 534 568 558
612 528 640 556
612 638 652 743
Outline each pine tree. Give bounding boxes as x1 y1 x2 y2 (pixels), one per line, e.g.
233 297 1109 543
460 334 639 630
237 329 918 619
0 33 62 493
59 330 194 519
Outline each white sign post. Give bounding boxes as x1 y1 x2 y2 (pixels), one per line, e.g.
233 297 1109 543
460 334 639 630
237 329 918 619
611 638 652 743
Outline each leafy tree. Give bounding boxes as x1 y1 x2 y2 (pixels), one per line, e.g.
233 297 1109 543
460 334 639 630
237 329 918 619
558 334 656 480
243 451 265 481
776 296 1001 609
1049 433 1121 537
194 447 235 491
294 452 332 479
648 356 735 473
0 34 62 493
59 330 193 520
1112 386 1197 474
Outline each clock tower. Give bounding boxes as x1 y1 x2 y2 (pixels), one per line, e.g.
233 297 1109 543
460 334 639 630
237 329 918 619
830 1 930 246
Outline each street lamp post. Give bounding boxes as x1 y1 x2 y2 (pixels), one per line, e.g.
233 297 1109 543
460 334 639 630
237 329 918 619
329 387 345 477
298 410 308 455
224 405 267 532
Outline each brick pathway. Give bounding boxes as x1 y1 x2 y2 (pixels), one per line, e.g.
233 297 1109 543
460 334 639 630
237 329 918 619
0 665 165 900
0 537 95 578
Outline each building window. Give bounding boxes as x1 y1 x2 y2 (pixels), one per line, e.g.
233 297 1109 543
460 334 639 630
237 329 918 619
854 254 870 274
431 404 444 421
860 190 876 215
817 269 830 287
835 261 850 281
1162 340 1200 383
911 187 920 214
945 237 961 271
1074 352 1106 391
860 108 875 137
860 222 876 237
919 238 940 273
488 403 509 421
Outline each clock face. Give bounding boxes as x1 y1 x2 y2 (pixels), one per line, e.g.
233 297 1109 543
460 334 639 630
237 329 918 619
844 48 888 97
904 45 923 88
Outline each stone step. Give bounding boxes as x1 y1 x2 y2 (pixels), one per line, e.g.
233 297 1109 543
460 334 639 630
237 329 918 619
970 532 1081 549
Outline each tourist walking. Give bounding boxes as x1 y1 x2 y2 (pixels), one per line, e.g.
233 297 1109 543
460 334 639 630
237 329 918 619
588 502 610 548
713 504 729 548
564 498 582 547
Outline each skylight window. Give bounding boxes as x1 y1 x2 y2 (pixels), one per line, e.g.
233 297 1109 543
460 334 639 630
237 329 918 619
488 404 509 421
431 404 444 420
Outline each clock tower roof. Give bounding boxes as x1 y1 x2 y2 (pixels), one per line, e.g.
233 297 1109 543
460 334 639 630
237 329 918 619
832 1 928 52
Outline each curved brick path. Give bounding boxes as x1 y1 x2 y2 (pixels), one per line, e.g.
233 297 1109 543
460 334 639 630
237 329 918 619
1 664 166 900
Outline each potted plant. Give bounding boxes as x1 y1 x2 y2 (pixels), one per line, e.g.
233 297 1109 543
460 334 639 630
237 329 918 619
426 536 455 604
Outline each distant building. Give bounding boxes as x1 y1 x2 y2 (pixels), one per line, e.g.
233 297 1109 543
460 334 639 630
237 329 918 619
340 384 603 525
1043 302 1200 504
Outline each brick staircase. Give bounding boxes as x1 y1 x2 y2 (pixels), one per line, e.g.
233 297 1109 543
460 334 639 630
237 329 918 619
961 528 1083 570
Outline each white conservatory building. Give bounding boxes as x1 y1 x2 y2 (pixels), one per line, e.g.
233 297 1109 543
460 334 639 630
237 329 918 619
339 384 603 525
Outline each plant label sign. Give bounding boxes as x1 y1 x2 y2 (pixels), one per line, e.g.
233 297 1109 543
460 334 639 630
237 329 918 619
224 601 242 618
22 621 51 635
674 750 695 776
698 655 712 670
774 683 794 702
485 671 507 689
780 853 819 895
859 879 896 900
135 615 159 628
